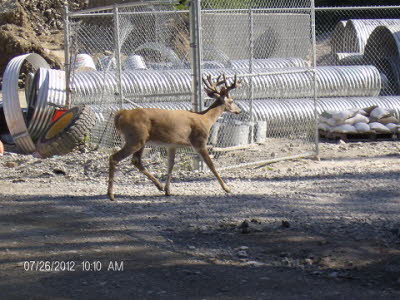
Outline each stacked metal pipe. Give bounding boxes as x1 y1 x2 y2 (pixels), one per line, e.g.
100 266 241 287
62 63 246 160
238 96 400 135
364 24 400 95
342 19 400 54
27 69 66 141
71 65 383 105
3 52 399 152
2 54 50 153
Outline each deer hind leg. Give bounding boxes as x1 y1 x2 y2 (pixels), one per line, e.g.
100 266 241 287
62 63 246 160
164 147 176 196
131 147 164 192
108 143 141 201
196 147 231 193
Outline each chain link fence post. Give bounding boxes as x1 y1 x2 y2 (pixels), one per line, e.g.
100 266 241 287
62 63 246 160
248 7 255 143
190 0 205 170
311 0 320 160
113 5 124 108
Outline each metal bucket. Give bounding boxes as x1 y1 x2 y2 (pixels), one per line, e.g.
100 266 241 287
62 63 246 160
254 121 267 143
217 121 251 147
208 121 222 145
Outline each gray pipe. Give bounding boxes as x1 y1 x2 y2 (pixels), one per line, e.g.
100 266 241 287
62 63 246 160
70 65 383 105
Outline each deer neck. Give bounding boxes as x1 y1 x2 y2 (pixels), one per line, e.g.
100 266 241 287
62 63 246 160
201 100 225 124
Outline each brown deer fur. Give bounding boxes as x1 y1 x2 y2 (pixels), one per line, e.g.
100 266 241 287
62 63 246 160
107 74 242 201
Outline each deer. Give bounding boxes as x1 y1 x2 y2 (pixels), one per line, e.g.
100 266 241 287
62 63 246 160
107 73 242 201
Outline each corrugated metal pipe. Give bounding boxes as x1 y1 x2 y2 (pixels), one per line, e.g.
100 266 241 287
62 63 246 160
2 54 50 153
236 96 400 136
342 19 400 54
330 20 347 54
364 24 400 95
71 65 384 105
26 68 66 142
1 52 396 153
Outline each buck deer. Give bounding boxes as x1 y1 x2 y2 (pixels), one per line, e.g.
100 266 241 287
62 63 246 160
107 74 242 201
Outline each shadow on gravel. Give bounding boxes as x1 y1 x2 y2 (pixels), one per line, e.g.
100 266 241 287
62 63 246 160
167 168 400 184
1 166 400 298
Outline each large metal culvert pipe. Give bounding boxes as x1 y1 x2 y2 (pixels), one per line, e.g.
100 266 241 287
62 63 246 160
230 58 309 69
343 19 400 54
2 54 50 153
238 96 400 136
364 24 400 95
330 20 347 54
27 69 66 142
70 65 383 105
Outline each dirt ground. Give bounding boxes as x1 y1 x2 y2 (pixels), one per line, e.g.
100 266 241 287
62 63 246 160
1 139 400 299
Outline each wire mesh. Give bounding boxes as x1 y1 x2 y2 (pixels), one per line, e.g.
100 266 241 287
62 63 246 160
65 0 318 170
63 2 400 178
66 4 400 169
316 6 400 97
200 0 316 168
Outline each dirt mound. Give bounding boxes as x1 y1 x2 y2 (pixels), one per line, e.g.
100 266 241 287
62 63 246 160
0 0 88 81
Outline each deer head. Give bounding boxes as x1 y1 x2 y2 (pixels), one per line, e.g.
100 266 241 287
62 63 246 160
202 74 242 114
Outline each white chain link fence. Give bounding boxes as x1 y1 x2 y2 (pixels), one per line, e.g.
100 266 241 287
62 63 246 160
64 1 400 171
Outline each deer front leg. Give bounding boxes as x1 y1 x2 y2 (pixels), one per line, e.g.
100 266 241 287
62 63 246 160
131 147 164 192
164 147 176 196
108 145 138 201
196 147 231 193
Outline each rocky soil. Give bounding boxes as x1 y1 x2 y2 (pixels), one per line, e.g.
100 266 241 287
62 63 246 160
0 0 88 83
1 140 400 299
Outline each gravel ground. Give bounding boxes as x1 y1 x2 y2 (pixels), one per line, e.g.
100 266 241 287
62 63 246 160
1 140 400 299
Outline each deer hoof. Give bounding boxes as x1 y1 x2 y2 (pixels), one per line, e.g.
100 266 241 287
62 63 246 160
223 187 231 193
108 192 115 201
165 189 171 196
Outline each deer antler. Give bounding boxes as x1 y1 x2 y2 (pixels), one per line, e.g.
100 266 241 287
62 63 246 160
223 74 242 93
202 74 226 98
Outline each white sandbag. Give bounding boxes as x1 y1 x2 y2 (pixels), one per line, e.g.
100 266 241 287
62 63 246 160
369 122 392 133
354 122 371 133
358 109 368 116
318 123 332 131
362 105 378 114
319 116 336 127
343 114 369 125
378 116 400 125
385 123 400 133
332 124 357 134
331 109 358 122
370 107 393 120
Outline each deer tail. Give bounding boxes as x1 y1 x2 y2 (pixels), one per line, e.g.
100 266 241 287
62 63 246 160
114 110 124 133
